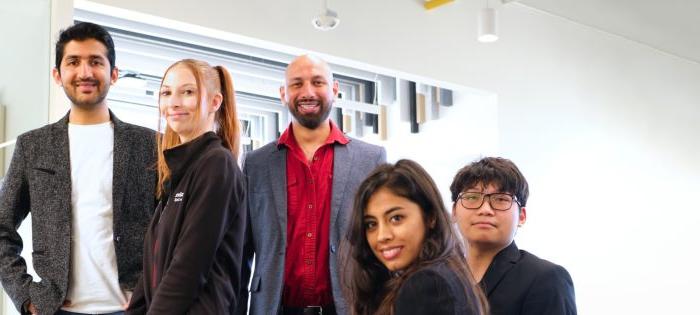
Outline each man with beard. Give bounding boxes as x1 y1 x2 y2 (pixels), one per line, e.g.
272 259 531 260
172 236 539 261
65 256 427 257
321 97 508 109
237 55 386 315
0 22 156 315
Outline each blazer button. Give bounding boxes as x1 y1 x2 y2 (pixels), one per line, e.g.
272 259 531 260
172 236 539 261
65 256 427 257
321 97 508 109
330 245 336 253
114 235 121 243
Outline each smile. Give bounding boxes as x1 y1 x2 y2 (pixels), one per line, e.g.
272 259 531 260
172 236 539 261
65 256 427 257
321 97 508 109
75 82 98 91
168 112 189 119
74 80 98 87
379 246 402 260
297 101 320 113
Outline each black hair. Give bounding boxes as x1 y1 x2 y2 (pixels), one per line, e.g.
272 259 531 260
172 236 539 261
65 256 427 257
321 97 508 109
450 156 529 207
55 22 115 72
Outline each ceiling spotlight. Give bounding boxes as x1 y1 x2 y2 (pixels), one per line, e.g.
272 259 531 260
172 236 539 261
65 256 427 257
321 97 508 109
312 0 339 31
478 7 498 42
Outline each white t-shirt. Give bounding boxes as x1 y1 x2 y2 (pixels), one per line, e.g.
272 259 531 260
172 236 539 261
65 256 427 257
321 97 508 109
63 122 126 313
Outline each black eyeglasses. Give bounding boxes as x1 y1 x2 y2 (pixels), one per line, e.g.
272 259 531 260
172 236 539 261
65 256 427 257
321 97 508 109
457 192 520 211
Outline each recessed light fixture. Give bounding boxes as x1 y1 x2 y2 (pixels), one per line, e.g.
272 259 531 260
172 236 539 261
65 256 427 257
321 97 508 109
312 0 340 31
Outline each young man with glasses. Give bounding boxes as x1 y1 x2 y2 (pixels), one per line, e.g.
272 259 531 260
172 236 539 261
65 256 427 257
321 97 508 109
450 157 577 315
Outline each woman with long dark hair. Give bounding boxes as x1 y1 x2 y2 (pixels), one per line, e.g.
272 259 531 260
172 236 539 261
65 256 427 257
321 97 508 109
342 159 489 315
127 59 245 314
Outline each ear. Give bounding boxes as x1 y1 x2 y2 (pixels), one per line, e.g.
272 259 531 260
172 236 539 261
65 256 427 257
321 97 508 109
110 66 119 85
279 85 287 104
518 207 527 226
210 93 223 112
52 68 62 86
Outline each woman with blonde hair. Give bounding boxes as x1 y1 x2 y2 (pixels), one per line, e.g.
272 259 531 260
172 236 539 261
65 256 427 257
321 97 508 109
127 59 246 314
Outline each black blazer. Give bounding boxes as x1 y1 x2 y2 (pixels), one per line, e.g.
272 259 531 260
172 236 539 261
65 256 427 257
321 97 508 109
394 262 479 315
481 242 577 315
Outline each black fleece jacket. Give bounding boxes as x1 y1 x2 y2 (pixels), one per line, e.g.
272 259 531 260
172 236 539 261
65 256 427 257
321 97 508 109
127 132 246 315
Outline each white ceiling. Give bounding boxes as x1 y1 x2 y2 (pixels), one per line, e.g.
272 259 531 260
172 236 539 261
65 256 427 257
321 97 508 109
516 0 700 64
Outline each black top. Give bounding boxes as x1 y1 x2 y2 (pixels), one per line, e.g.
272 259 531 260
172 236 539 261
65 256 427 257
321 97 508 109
394 261 480 315
127 132 247 315
481 242 577 315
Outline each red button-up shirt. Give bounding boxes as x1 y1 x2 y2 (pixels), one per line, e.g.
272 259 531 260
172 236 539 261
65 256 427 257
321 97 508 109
278 121 349 307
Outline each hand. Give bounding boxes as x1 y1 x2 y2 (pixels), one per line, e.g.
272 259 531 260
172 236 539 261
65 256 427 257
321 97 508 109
124 290 133 310
27 302 37 315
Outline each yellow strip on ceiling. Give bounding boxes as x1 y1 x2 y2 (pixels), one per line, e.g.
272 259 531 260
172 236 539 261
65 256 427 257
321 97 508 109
424 0 455 10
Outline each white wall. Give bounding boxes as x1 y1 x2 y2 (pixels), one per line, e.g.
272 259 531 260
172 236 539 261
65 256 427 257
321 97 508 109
377 91 500 205
0 1 51 168
0 1 52 314
82 1 700 313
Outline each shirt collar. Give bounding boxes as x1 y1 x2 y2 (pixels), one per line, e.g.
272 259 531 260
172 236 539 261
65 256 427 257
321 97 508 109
163 131 220 193
278 120 349 148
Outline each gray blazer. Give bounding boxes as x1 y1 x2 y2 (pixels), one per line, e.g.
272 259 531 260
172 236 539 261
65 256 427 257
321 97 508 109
0 111 157 315
238 136 386 315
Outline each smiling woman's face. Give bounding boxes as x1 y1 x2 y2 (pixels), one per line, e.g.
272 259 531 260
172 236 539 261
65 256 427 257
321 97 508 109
364 187 427 272
159 65 211 142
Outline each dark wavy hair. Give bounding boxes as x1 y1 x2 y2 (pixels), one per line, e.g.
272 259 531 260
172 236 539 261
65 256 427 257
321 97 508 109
55 22 116 73
450 157 529 207
341 159 488 315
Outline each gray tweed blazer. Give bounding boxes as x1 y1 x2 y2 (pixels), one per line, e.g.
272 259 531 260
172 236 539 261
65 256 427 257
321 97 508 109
237 136 386 315
0 111 157 315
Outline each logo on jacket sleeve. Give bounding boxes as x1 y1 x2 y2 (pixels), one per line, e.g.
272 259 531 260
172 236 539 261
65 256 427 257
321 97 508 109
174 192 184 202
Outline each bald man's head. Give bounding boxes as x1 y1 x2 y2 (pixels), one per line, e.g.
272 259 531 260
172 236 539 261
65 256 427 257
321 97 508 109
280 54 339 130
285 55 334 83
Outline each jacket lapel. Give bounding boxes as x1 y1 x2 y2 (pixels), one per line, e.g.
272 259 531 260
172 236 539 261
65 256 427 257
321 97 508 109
329 143 353 235
111 111 127 218
49 113 73 229
481 241 521 296
269 146 288 240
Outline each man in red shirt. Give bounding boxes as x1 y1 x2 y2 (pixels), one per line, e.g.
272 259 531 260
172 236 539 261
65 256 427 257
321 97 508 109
238 55 386 315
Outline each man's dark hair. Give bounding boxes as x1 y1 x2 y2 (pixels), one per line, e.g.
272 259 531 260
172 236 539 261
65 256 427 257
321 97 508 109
450 157 529 207
55 22 115 72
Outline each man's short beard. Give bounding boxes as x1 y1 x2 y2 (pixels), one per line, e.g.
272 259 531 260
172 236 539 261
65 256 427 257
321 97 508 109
289 100 332 130
67 93 108 109
64 80 110 110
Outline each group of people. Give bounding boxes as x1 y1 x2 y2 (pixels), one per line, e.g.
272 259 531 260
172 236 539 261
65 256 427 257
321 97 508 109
0 22 576 315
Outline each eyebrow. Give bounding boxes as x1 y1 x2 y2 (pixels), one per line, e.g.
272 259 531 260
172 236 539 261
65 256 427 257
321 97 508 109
288 74 328 82
160 83 197 89
364 206 403 220
383 207 403 216
64 54 107 60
